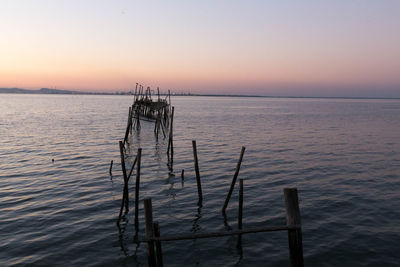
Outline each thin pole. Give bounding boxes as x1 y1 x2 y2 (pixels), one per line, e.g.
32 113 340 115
144 198 156 267
222 146 245 213
238 179 244 246
238 179 243 230
109 160 113 176
118 141 129 222
154 221 164 267
127 155 138 181
135 148 142 228
192 140 203 203
284 188 304 267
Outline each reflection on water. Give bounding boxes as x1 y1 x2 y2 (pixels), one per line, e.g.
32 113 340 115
0 94 399 266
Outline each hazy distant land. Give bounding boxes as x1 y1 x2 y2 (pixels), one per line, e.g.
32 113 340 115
0 88 115 95
1 87 398 99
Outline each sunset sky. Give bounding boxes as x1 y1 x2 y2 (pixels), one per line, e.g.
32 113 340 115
1 0 399 97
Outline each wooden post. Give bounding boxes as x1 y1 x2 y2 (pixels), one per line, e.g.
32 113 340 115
127 155 138 181
284 188 304 267
192 140 203 203
109 160 113 176
181 169 184 180
222 146 246 213
144 198 156 267
167 107 174 154
168 90 171 107
124 107 132 144
238 179 243 246
238 179 243 230
134 83 138 102
129 106 132 135
169 107 174 160
118 141 129 222
135 148 142 228
153 221 164 267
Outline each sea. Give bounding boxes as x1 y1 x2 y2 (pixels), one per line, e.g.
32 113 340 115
0 94 399 266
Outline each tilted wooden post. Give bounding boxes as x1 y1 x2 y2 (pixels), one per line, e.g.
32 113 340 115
135 148 142 228
284 188 304 267
192 140 203 203
109 160 113 176
144 198 156 267
119 141 129 213
222 146 245 213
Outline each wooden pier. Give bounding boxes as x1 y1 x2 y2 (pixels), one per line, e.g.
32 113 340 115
112 84 304 266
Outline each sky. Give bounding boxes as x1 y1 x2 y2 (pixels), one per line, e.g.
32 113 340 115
1 0 399 97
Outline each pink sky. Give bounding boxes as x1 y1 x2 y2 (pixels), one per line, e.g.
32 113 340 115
1 1 399 97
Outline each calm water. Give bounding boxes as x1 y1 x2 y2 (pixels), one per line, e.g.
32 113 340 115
0 94 399 266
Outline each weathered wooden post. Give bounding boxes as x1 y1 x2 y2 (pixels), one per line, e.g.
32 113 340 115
124 107 132 144
153 221 164 267
144 198 157 267
284 188 304 267
129 106 132 135
238 179 243 230
238 179 244 246
167 107 174 171
192 140 203 203
135 148 142 228
167 107 174 154
222 146 245 213
109 160 113 176
118 141 129 222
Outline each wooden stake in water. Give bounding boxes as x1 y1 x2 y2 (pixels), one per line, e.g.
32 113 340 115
238 179 243 230
238 179 244 246
284 188 304 267
144 198 156 267
135 148 142 228
222 146 245 213
109 160 113 176
153 221 164 267
192 140 203 203
118 141 129 222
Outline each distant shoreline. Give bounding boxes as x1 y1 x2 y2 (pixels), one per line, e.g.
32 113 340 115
1 87 399 100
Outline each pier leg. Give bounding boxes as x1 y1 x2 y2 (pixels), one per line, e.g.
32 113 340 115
154 221 164 267
144 198 156 267
119 141 129 212
222 147 245 213
192 140 203 204
284 188 304 267
135 148 142 229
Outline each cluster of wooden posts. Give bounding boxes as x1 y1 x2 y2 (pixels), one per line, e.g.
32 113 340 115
112 86 304 266
142 144 304 267
123 83 173 146
114 84 174 229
